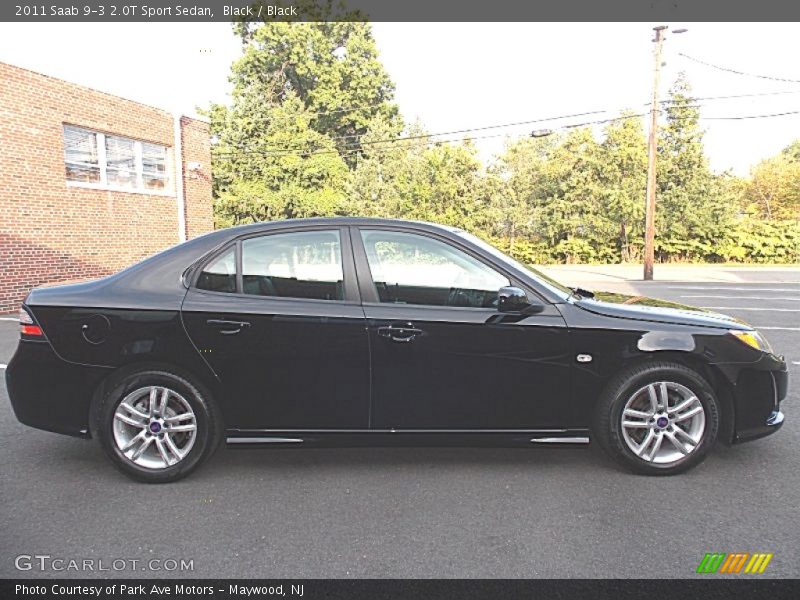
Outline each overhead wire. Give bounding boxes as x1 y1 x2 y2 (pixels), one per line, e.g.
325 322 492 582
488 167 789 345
211 109 613 157
213 87 800 157
211 104 800 162
678 53 800 84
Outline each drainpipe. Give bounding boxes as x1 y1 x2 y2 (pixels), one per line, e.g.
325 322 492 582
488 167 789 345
173 112 187 243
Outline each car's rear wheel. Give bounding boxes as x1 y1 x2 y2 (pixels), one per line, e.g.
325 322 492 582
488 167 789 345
593 361 720 475
95 370 222 483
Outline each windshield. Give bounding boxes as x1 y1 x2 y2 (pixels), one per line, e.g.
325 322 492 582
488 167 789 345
454 231 572 300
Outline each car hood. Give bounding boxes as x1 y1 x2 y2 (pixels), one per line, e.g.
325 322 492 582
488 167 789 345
573 291 752 330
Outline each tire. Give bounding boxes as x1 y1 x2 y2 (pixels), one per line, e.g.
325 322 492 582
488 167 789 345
593 361 720 475
94 369 223 483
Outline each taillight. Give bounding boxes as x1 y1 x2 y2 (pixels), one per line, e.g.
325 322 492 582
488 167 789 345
19 306 43 337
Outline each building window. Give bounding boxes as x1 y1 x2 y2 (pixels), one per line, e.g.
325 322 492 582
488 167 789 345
63 125 171 193
64 126 100 183
104 135 137 188
142 142 169 190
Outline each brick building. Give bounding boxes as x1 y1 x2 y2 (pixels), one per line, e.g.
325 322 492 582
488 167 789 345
0 62 214 312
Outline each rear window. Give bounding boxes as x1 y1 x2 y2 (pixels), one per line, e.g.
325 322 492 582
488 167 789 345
194 230 345 302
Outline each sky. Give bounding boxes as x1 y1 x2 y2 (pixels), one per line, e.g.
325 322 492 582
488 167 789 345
1 22 798 175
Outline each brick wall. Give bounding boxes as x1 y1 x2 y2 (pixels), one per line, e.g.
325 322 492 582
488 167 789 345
0 62 213 313
180 116 214 239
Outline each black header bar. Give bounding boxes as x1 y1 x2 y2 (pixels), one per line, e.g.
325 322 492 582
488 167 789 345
2 0 800 22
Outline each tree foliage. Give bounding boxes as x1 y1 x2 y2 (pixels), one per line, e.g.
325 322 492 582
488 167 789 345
742 142 800 221
231 14 398 151
210 93 350 228
654 73 738 261
209 24 799 264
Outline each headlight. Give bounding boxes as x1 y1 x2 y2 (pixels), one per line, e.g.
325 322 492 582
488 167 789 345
730 329 773 353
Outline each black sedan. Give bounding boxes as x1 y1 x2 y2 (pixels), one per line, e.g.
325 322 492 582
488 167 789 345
6 218 788 482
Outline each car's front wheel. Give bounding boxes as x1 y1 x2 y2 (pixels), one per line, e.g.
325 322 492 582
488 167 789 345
593 361 720 475
94 370 222 483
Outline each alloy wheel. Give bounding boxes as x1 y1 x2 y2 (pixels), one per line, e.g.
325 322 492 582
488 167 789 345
112 386 197 469
620 381 706 465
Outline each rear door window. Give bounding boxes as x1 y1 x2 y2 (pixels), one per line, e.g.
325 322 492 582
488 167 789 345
241 230 344 301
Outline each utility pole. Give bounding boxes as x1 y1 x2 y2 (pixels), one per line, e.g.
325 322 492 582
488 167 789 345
643 25 667 281
642 26 687 280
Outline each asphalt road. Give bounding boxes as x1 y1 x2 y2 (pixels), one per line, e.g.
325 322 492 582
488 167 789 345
0 274 798 579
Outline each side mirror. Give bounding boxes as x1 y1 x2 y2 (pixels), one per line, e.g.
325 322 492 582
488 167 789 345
498 286 544 314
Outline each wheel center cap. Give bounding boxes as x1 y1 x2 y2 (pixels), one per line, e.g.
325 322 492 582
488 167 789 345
656 416 669 429
149 421 162 434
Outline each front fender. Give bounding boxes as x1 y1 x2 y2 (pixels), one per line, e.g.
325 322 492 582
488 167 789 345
559 303 770 427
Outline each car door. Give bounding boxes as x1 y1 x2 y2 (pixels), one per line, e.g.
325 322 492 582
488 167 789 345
352 226 572 430
181 226 370 430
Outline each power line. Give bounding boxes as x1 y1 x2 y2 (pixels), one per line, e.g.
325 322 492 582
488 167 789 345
211 109 612 157
660 89 800 104
678 53 800 84
221 101 709 154
212 112 656 163
211 104 800 161
660 102 800 121
221 107 726 158
219 118 606 170
216 130 513 164
701 109 800 120
213 89 800 156
229 98 391 123
213 106 800 178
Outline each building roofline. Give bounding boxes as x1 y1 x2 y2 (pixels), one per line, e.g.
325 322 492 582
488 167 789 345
0 60 203 122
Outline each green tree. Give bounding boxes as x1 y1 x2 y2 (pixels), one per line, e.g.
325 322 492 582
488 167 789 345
743 141 800 221
230 15 398 155
534 128 605 263
782 139 800 161
488 135 555 257
345 116 422 218
347 118 487 231
210 93 349 227
656 73 736 260
492 124 640 264
597 114 648 261
207 13 399 225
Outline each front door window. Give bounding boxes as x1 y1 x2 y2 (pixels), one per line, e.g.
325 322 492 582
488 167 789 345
359 230 509 308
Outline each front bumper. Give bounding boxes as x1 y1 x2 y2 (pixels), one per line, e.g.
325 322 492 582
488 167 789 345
735 409 785 443
732 356 788 444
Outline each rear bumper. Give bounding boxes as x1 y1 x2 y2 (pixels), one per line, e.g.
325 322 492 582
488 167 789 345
5 339 110 438
732 356 788 444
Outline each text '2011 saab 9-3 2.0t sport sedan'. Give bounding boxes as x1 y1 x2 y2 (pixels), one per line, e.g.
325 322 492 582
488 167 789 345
6 218 788 482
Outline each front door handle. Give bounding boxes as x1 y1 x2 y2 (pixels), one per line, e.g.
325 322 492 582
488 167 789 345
377 323 423 343
207 319 251 335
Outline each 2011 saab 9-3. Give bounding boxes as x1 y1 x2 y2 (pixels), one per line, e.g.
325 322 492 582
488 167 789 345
6 218 787 482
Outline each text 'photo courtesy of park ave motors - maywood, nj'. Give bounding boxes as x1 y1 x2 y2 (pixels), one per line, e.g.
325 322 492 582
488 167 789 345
14 583 303 597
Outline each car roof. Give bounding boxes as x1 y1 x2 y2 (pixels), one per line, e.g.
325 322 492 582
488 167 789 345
209 217 463 237
26 217 569 310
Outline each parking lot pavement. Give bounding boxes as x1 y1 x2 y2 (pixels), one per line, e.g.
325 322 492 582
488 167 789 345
0 277 798 579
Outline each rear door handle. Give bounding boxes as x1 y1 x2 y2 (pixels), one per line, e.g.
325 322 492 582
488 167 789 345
206 319 251 335
377 323 423 343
